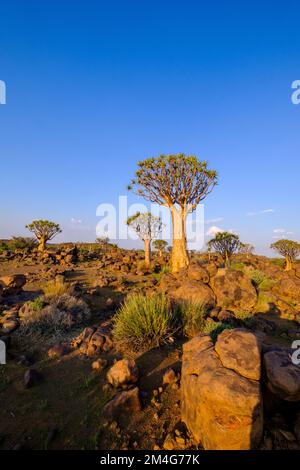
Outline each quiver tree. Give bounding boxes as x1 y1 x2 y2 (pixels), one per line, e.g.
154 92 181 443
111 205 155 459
239 243 254 259
128 154 217 273
127 212 162 267
207 231 241 268
26 220 62 252
96 236 110 253
270 239 300 271
153 239 168 259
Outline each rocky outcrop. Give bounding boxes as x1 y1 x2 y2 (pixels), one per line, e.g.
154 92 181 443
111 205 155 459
211 269 257 311
272 277 300 309
72 322 113 356
181 332 263 450
263 349 300 401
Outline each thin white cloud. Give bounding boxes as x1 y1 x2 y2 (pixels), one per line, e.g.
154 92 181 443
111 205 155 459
205 217 224 225
206 226 223 237
246 209 275 217
70 218 83 224
273 228 286 234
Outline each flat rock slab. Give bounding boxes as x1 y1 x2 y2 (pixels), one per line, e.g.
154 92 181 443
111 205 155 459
215 328 263 380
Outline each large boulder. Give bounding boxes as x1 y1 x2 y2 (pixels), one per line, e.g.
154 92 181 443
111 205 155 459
0 274 26 296
167 280 216 309
186 264 210 284
181 333 263 450
263 349 300 401
272 277 300 309
211 269 257 311
215 328 263 381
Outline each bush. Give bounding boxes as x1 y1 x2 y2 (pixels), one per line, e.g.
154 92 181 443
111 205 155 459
180 301 207 337
259 278 275 291
247 269 266 286
9 236 37 251
19 294 90 336
270 258 285 268
231 262 246 272
234 310 252 321
43 278 70 298
202 321 234 342
113 293 176 351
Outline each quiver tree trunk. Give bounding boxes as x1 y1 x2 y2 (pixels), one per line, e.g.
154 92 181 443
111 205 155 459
285 256 293 271
144 239 151 267
38 237 46 252
171 206 189 273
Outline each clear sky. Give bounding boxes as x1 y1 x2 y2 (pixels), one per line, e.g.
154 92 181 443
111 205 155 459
0 1 299 255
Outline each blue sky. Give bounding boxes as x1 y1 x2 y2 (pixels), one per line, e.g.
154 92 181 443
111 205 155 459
0 1 299 255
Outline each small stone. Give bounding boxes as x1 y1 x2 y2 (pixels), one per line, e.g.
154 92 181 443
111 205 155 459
162 368 177 385
92 358 108 371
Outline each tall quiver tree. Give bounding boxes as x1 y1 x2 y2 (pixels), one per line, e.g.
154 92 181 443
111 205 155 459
128 154 217 273
270 239 300 271
127 212 162 267
26 220 62 252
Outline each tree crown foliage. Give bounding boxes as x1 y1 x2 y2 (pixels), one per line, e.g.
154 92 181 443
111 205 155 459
239 243 254 254
26 220 62 241
270 239 300 260
153 239 168 251
128 154 217 211
126 212 162 241
207 231 241 257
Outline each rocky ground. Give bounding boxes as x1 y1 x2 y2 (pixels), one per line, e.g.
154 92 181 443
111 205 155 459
0 245 300 450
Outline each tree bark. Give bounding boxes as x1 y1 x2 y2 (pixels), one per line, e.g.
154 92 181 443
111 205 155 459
171 206 189 273
144 239 151 267
38 236 46 252
225 250 231 268
285 256 293 271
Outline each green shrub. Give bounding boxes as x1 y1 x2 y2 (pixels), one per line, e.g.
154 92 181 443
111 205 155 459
27 296 44 312
231 262 246 272
202 321 234 342
43 278 70 298
247 269 266 286
19 294 90 336
270 258 285 268
113 293 176 351
259 278 275 291
234 310 252 321
180 301 207 337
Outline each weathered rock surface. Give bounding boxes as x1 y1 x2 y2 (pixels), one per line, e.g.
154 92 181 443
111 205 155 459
72 322 113 356
181 333 263 450
215 328 263 380
0 274 26 296
102 387 141 422
272 277 300 309
211 269 257 311
107 358 139 388
167 279 216 309
263 349 300 401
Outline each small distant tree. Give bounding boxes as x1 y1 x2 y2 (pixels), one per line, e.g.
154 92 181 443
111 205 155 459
270 239 300 271
96 236 110 253
127 212 162 267
239 243 254 259
128 154 217 273
153 239 168 259
207 231 241 268
26 220 62 252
